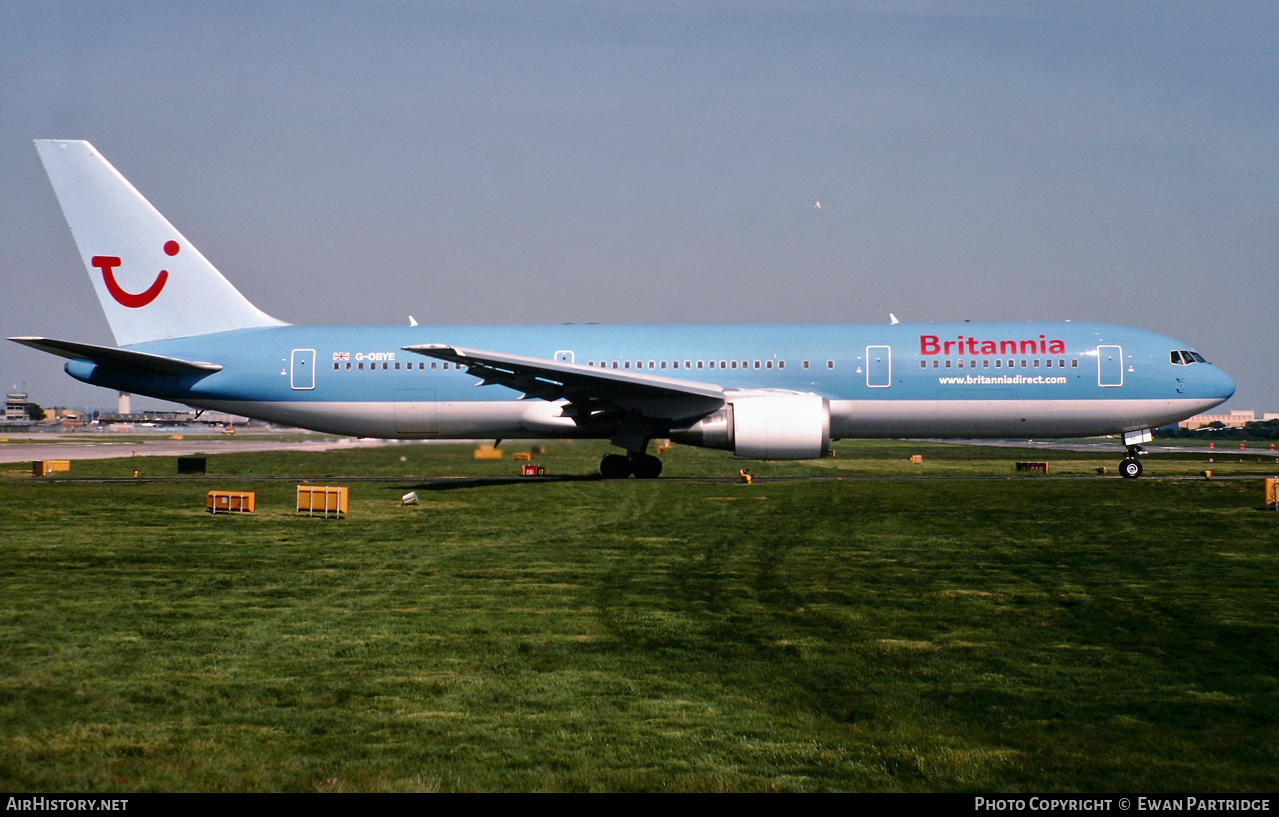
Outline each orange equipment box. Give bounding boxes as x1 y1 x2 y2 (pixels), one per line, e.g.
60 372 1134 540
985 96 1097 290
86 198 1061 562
206 490 256 514
297 485 348 517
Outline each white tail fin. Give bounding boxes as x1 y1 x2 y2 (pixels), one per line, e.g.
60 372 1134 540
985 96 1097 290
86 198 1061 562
35 140 286 346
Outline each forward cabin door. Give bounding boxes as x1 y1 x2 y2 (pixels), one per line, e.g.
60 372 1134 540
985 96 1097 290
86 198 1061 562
1097 345 1124 387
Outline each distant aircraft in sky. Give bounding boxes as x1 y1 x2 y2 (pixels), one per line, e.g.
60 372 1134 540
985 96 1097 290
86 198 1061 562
807 201 824 209
11 140 1235 478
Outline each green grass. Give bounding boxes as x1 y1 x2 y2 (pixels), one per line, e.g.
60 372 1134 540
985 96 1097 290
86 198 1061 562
1 441 1277 791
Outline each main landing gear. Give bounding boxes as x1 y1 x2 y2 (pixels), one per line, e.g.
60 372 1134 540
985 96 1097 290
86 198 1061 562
600 452 663 479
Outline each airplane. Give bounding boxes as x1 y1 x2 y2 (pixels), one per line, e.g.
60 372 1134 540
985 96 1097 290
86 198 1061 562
11 140 1236 479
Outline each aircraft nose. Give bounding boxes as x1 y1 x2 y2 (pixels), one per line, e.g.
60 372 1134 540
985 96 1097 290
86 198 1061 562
1209 365 1236 401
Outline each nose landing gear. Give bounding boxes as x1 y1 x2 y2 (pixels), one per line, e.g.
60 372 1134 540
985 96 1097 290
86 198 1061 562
1119 452 1144 479
1118 429 1152 479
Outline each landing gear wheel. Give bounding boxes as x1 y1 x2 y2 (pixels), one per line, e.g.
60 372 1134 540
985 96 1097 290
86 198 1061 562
600 454 631 479
630 454 663 479
1120 457 1143 479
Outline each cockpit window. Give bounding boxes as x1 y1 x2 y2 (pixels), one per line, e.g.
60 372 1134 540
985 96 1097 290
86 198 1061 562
1171 350 1208 365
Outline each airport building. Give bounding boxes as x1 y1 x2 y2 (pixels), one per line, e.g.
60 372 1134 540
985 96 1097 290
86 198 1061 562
5 391 32 423
1178 410 1279 430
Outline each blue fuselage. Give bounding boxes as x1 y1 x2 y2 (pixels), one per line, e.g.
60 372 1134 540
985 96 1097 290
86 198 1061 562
63 320 1235 442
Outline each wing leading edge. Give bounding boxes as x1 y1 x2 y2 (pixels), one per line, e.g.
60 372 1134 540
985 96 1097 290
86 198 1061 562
401 343 727 425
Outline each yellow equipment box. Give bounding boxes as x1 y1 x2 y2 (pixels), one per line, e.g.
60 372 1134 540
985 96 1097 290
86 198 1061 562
297 485 348 517
207 490 256 514
32 460 71 476
1266 477 1278 508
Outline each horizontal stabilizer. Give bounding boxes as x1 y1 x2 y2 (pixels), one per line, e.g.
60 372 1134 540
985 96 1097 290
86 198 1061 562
8 336 223 376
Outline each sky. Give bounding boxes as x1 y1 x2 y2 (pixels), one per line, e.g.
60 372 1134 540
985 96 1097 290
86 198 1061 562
2 0 1276 416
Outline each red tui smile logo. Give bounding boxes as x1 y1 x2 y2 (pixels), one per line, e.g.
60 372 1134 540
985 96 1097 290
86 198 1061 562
92 240 178 308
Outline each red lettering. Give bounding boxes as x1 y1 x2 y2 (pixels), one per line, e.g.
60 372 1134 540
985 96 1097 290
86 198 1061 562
920 333 1068 357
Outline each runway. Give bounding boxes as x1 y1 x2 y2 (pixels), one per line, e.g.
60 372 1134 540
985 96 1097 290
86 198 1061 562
920 437 1279 459
0 431 421 464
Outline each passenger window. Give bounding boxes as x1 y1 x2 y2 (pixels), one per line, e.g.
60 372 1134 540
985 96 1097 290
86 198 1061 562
803 360 810 369
826 360 834 369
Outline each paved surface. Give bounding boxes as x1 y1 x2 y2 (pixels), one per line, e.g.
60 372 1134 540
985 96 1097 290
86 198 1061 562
921 437 1279 459
0 433 421 464
5 432 1275 467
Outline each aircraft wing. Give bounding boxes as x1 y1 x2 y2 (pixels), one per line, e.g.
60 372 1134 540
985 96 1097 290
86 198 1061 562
402 343 726 423
9 337 223 376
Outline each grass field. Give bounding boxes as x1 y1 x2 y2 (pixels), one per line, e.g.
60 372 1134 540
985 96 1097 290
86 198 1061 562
2 440 1277 792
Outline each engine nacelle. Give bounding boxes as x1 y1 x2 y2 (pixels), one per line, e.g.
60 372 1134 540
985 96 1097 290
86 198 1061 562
672 394 830 460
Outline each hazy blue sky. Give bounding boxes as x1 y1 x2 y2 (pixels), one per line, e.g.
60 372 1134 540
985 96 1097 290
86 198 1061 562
2 1 1276 416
